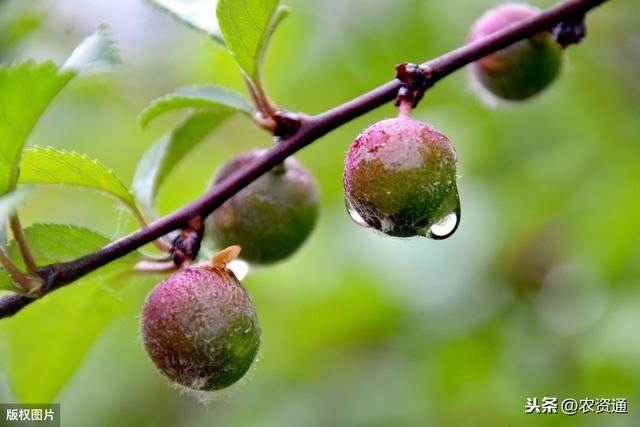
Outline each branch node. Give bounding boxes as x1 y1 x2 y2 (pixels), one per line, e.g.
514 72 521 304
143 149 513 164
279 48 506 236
272 110 307 139
255 112 278 133
553 14 587 48
37 263 65 295
170 216 205 267
0 248 42 294
395 62 433 109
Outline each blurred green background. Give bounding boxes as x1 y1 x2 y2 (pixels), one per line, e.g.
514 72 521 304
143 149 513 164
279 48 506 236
1 0 639 426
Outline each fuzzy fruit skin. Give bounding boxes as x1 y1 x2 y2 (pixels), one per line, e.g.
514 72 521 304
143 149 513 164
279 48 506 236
469 3 563 101
344 117 458 238
141 266 260 391
207 149 319 264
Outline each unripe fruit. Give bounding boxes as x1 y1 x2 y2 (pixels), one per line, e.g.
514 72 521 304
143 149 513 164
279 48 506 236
207 149 319 264
469 3 563 101
141 246 260 391
343 117 460 239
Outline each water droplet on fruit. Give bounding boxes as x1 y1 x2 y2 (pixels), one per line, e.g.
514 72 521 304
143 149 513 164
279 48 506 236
427 208 460 240
346 200 370 228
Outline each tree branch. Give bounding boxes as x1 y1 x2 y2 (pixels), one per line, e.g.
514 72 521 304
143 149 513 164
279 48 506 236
0 0 609 319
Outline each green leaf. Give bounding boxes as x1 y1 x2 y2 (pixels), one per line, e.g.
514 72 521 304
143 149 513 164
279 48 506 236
18 147 137 212
0 224 142 402
145 0 224 43
0 27 119 197
216 0 289 83
6 223 140 270
0 271 17 291
62 26 121 75
139 85 253 128
2 284 115 403
133 110 232 213
0 223 139 291
0 62 74 196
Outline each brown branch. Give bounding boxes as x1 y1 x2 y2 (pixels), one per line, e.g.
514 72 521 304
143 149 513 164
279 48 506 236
0 0 609 319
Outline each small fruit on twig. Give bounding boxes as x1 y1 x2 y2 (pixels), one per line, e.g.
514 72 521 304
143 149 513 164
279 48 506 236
207 149 319 264
141 246 260 391
469 3 563 101
344 115 460 239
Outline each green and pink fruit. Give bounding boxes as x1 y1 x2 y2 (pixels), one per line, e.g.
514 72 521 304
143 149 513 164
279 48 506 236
141 247 260 391
469 3 563 101
343 117 460 239
207 149 319 264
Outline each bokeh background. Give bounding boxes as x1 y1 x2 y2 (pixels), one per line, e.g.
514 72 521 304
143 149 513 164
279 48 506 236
1 0 639 426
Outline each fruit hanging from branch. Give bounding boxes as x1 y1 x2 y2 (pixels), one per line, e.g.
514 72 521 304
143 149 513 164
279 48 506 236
206 149 319 264
343 116 459 239
141 246 260 391
469 3 564 101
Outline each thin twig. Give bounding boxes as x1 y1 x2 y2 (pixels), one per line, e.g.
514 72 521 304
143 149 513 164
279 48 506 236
0 248 38 293
255 78 278 117
0 0 610 319
244 76 279 132
9 214 37 274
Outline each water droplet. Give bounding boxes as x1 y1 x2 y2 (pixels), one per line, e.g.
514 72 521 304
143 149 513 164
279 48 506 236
427 209 460 240
345 200 370 228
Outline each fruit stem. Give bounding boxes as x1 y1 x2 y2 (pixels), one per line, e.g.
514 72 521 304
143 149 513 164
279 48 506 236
398 99 413 118
270 161 287 175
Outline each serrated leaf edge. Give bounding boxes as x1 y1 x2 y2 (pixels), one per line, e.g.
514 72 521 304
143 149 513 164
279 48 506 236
143 0 225 44
19 146 136 209
138 84 253 128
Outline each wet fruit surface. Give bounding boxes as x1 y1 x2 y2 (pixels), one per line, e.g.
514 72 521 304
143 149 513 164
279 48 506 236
141 263 260 391
207 149 319 264
469 3 563 101
344 117 460 238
